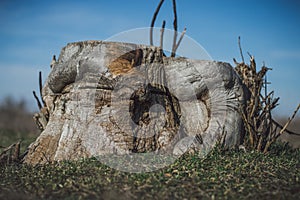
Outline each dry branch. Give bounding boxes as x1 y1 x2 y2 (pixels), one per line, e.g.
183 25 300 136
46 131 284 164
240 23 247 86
150 0 165 46
149 0 186 57
272 119 300 136
173 27 186 53
278 104 300 136
160 20 166 49
238 36 244 63
39 71 46 107
0 141 21 165
263 105 299 152
33 90 42 110
171 0 178 57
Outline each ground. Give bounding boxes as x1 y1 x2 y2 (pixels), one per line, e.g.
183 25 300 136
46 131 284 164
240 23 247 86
1 139 299 200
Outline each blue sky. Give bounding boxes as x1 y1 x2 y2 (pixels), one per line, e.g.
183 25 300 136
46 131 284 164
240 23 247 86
0 0 299 116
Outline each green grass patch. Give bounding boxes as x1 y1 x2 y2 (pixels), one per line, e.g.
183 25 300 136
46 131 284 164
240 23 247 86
0 144 299 200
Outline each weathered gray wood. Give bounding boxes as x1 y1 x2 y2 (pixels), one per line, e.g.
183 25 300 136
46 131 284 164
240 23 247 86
24 41 246 165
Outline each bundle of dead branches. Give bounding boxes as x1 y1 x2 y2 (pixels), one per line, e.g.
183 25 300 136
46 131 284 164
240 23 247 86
234 38 300 152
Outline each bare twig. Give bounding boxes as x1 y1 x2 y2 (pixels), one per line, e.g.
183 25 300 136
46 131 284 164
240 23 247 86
173 27 186 53
150 0 165 46
171 0 178 57
0 143 15 153
249 54 256 73
247 52 253 59
0 141 21 164
39 71 46 107
240 107 255 147
233 58 239 65
160 20 166 49
238 36 244 63
278 104 300 136
33 91 42 110
264 104 299 153
272 119 300 136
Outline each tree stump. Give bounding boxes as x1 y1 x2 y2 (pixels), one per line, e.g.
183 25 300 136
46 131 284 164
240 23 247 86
24 41 246 167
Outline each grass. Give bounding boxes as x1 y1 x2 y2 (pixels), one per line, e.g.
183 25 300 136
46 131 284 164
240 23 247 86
0 143 299 200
